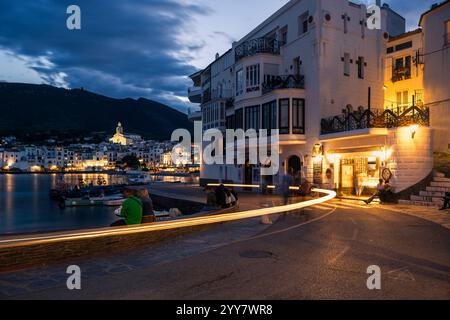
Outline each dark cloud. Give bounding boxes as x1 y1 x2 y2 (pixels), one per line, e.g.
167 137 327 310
0 0 211 112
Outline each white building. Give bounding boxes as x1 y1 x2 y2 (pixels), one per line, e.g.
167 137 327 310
109 122 143 146
189 0 443 196
419 1 450 153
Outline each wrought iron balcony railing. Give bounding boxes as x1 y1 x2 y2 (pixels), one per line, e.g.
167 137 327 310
320 105 430 135
235 37 280 62
262 74 305 94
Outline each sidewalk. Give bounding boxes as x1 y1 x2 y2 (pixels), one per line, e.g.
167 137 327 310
379 204 450 230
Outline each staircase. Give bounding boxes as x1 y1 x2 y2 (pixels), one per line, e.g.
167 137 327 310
398 172 449 207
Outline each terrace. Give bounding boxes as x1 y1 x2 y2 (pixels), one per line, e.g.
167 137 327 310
320 105 430 135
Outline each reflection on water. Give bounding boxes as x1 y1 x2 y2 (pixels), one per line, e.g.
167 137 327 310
0 173 198 235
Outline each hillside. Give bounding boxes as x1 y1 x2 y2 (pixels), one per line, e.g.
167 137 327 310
0 82 192 141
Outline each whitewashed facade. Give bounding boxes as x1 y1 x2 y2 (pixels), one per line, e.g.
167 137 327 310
189 0 445 195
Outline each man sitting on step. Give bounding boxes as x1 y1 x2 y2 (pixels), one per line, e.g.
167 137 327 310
439 192 450 211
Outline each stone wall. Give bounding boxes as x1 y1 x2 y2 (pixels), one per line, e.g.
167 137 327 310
387 127 434 192
0 201 235 272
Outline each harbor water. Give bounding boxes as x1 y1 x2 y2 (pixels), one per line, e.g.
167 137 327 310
0 173 196 235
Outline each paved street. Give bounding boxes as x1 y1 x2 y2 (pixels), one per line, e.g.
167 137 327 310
3 199 449 300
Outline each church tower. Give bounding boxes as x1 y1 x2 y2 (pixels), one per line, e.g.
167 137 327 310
116 122 123 135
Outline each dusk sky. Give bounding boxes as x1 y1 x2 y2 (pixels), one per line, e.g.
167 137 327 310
0 0 437 112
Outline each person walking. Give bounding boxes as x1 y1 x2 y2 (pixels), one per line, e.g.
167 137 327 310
364 179 384 204
111 187 143 226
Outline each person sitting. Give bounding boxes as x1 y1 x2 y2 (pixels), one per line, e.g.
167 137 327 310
380 179 395 203
365 179 384 204
111 187 143 226
215 184 229 208
136 188 155 223
205 186 217 207
439 192 450 211
230 187 239 207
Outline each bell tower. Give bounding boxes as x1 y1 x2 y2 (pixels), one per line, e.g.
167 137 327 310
116 122 123 135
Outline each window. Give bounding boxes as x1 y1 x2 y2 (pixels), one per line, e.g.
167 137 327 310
279 26 288 46
343 13 349 34
292 99 305 134
235 108 243 130
244 105 260 131
395 41 412 51
226 115 235 130
357 56 365 79
262 100 277 134
392 56 411 81
279 99 290 134
236 69 243 96
246 64 260 92
298 12 309 35
343 53 350 76
293 57 302 76
396 90 409 112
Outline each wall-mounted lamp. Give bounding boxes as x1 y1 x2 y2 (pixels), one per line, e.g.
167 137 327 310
410 124 419 139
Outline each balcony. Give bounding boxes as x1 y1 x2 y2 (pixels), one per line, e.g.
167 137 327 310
202 89 211 104
235 37 280 62
262 74 305 95
187 107 202 122
188 86 202 103
211 88 233 100
320 106 430 135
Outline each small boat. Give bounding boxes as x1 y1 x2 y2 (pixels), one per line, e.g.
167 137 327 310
128 174 152 184
64 194 124 207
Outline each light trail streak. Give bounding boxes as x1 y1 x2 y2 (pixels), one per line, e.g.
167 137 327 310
0 189 336 249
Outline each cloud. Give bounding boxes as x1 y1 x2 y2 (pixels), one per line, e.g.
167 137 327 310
0 0 434 113
0 0 211 112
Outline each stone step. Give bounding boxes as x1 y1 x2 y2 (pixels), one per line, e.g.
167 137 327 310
410 195 443 203
426 186 450 193
430 181 450 188
434 177 450 183
434 172 446 178
399 199 440 207
419 190 445 197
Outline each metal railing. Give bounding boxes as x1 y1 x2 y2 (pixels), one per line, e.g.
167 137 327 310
320 105 430 135
262 74 305 94
235 37 280 62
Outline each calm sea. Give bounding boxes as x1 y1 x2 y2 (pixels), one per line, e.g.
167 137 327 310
0 173 192 235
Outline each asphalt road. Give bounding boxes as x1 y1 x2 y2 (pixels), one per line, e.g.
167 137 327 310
11 200 450 300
